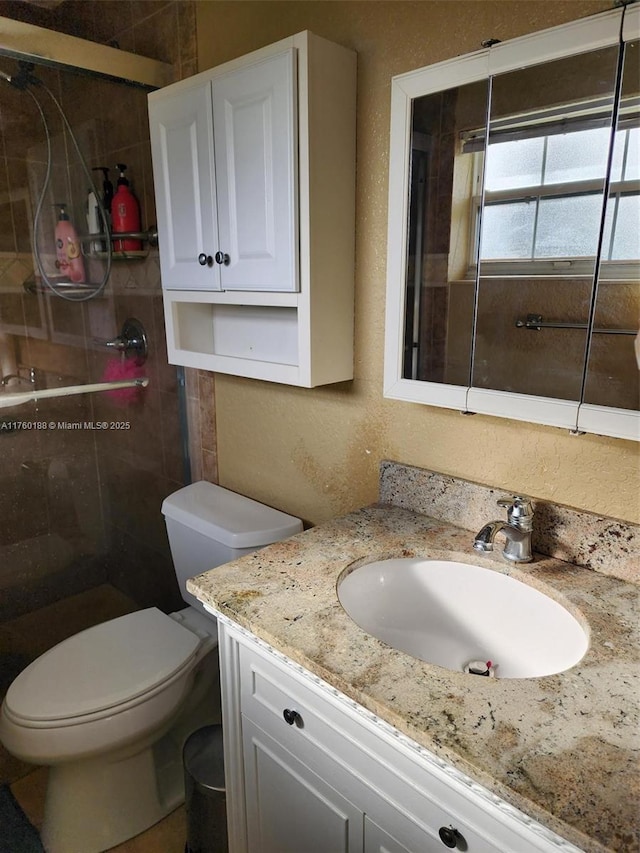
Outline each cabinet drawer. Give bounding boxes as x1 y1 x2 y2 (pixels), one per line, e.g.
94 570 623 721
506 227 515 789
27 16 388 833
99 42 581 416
236 636 577 853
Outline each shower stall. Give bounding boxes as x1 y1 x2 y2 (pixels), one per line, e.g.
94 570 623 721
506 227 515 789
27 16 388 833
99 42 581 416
0 15 189 627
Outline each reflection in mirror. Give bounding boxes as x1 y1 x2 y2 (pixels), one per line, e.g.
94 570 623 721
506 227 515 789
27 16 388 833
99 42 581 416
471 45 621 400
402 79 488 384
583 40 640 411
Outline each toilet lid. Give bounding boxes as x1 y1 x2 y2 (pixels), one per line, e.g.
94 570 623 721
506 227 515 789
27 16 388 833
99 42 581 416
5 608 201 722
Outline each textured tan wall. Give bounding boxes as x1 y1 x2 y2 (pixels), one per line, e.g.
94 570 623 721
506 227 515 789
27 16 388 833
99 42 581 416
196 0 639 527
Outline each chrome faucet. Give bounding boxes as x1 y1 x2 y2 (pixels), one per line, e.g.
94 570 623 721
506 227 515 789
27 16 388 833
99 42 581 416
473 495 534 563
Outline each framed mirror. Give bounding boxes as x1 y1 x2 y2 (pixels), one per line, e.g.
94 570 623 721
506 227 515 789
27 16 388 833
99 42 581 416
384 5 639 440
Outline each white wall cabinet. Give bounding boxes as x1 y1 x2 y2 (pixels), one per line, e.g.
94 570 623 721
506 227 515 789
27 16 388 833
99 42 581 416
148 32 356 387
216 617 584 853
149 50 296 294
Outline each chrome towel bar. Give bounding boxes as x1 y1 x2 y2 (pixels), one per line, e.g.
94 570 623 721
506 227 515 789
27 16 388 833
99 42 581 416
0 377 149 410
516 313 637 335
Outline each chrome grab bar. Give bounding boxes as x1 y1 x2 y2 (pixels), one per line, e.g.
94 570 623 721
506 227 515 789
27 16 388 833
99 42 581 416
0 377 149 410
516 313 637 336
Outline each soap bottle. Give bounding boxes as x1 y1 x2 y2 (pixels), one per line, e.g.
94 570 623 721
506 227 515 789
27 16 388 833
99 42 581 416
55 203 86 283
111 164 141 252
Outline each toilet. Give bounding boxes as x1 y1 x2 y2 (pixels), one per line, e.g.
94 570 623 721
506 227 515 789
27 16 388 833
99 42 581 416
0 481 302 853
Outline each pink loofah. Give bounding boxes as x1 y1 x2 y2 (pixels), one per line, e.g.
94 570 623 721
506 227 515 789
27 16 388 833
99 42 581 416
101 357 146 406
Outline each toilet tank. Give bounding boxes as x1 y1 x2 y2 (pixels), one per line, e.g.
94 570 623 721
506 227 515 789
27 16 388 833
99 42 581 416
162 481 302 615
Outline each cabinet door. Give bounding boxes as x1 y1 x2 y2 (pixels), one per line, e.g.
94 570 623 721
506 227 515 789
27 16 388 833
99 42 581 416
242 717 363 853
149 82 221 290
212 50 298 292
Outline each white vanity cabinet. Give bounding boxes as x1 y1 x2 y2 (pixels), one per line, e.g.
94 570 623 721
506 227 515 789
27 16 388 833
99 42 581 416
217 618 583 853
148 32 356 387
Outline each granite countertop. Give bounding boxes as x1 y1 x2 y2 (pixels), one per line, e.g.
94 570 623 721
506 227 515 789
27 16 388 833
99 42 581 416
187 504 639 853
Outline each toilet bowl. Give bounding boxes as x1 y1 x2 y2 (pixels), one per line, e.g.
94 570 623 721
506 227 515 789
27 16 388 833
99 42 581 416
1 608 214 765
0 481 302 853
1 607 218 853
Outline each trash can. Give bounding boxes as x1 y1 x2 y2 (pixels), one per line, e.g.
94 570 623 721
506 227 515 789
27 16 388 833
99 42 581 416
183 724 228 853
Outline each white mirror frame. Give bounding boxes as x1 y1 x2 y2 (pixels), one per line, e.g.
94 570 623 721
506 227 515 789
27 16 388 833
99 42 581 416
384 5 640 441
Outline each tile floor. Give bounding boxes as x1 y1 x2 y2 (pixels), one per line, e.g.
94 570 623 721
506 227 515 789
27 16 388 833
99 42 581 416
0 584 188 852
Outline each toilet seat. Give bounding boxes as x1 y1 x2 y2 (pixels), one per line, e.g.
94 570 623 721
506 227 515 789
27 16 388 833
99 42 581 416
4 608 201 727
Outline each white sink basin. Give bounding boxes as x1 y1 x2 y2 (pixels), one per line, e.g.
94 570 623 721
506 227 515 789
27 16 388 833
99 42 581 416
337 558 589 679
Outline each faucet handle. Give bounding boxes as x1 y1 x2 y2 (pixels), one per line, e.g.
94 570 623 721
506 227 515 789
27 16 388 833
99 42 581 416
496 495 534 530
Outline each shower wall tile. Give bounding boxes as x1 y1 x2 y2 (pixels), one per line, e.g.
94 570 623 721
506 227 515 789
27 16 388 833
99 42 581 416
47 0 96 42
105 526 182 613
198 371 216 452
153 296 179 395
140 139 157 234
161 389 184 484
23 337 89 381
181 365 199 476
6 161 31 255
178 2 198 69
88 2 135 47
0 160 12 253
99 457 172 544
0 290 23 328
132 1 173 24
202 449 218 485
186 368 218 485
0 2 49 27
103 86 149 153
0 464 48 547
21 294 47 341
133 5 183 66
0 208 13 254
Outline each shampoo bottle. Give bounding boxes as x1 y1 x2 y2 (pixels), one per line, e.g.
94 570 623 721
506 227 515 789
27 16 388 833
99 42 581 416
111 164 141 252
55 204 86 283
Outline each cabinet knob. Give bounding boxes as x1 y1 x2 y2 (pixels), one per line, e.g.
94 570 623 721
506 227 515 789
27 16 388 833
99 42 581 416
438 826 465 849
215 251 230 266
198 253 213 266
283 708 303 727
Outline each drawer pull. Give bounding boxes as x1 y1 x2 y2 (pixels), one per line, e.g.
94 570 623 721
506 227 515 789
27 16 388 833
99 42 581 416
198 253 213 266
283 708 303 727
438 825 465 849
